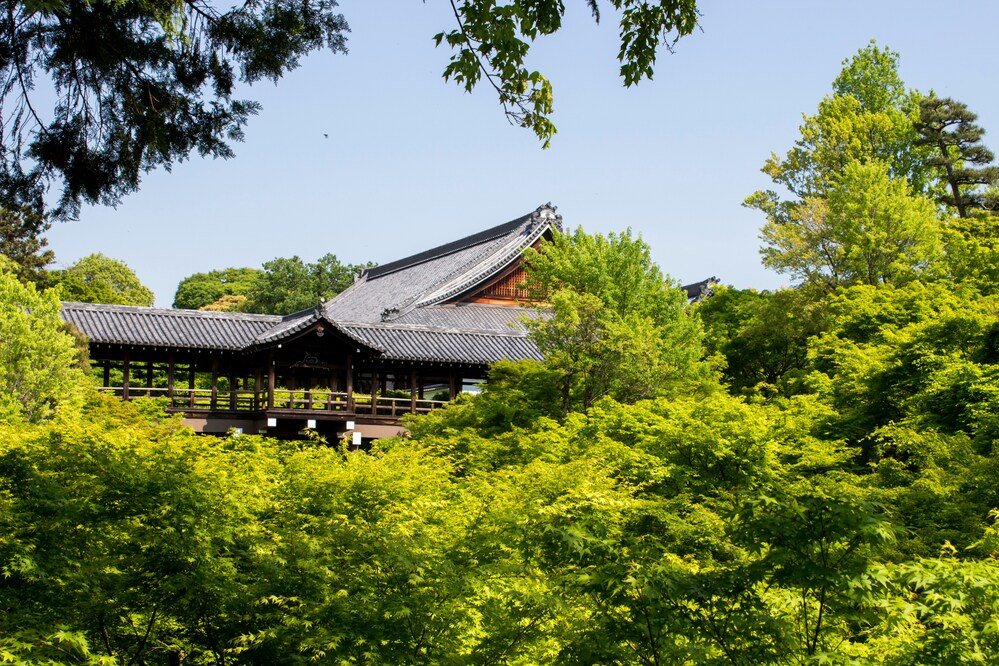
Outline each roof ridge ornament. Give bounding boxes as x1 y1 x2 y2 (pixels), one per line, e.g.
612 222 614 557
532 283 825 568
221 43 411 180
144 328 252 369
530 202 562 231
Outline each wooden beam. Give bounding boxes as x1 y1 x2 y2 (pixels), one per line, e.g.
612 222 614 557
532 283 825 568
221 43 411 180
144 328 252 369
188 362 196 408
210 355 219 411
167 353 175 401
410 366 417 413
267 351 275 409
122 350 131 401
255 366 263 410
346 353 354 412
229 369 236 411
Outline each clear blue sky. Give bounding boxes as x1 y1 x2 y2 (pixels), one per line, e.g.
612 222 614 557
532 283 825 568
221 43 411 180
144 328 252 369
45 0 999 307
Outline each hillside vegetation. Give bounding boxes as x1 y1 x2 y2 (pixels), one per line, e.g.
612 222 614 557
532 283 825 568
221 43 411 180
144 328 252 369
2 43 999 665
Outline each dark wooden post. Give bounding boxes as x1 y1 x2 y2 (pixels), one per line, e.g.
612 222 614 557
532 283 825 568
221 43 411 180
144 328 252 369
449 369 458 401
102 361 110 388
188 363 196 408
267 351 275 409
210 355 219 410
146 360 153 397
371 369 379 415
167 353 175 404
346 353 354 412
410 366 417 413
228 368 236 411
122 350 131 400
255 367 263 410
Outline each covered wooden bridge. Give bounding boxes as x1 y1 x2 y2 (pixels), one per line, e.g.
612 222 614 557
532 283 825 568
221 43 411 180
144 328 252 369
61 205 559 440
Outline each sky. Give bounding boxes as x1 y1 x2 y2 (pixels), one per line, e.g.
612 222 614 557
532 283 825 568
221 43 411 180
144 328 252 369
45 0 999 307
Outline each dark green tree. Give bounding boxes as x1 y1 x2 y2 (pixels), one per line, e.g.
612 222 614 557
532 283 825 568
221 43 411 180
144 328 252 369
698 286 826 396
3 0 704 218
0 206 53 285
1 0 349 218
915 95 999 218
245 253 369 314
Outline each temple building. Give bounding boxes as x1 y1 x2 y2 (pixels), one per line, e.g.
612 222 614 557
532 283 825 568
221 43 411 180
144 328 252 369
61 204 712 441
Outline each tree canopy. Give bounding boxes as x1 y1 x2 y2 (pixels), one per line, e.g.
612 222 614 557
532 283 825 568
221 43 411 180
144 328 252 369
521 226 708 412
172 254 371 314
5 40 999 666
0 206 52 285
0 269 87 422
2 0 704 218
51 252 155 305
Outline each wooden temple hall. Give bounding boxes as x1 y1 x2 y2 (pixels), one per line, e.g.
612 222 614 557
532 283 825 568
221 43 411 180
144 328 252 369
60 205 562 440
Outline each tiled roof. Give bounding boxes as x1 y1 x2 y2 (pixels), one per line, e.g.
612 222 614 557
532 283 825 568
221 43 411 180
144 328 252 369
61 302 280 350
342 323 544 364
391 303 543 332
61 205 710 368
682 277 718 303
324 204 561 323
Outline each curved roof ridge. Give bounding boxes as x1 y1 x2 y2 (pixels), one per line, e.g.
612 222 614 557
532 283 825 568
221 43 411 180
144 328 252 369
60 301 282 323
342 320 530 338
364 210 534 280
414 214 553 309
384 205 559 319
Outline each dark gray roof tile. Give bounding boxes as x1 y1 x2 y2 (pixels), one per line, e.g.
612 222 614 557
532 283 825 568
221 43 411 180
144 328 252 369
61 302 280 350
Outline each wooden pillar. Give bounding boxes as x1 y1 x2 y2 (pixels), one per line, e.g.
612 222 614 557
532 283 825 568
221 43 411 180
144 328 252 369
122 350 131 400
210 355 219 410
255 366 263 410
146 360 153 397
345 353 354 412
228 369 236 411
410 366 417 413
267 350 275 409
167 353 175 402
371 369 379 415
102 361 110 388
449 368 458 401
188 363 196 408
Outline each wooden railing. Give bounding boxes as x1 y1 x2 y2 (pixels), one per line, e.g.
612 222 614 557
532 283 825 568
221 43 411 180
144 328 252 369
96 387 448 417
271 389 349 412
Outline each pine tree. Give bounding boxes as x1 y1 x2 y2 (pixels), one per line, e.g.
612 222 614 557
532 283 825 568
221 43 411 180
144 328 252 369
915 96 999 217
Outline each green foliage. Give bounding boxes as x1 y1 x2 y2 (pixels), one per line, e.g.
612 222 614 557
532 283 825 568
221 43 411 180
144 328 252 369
435 0 701 147
747 43 930 209
50 253 154 306
0 206 53 286
759 160 942 291
0 270 88 423
243 253 370 314
867 553 999 664
522 226 709 412
915 95 999 218
172 266 263 310
699 285 826 396
941 213 999 294
747 43 949 294
1 0 349 217
5 0 703 215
